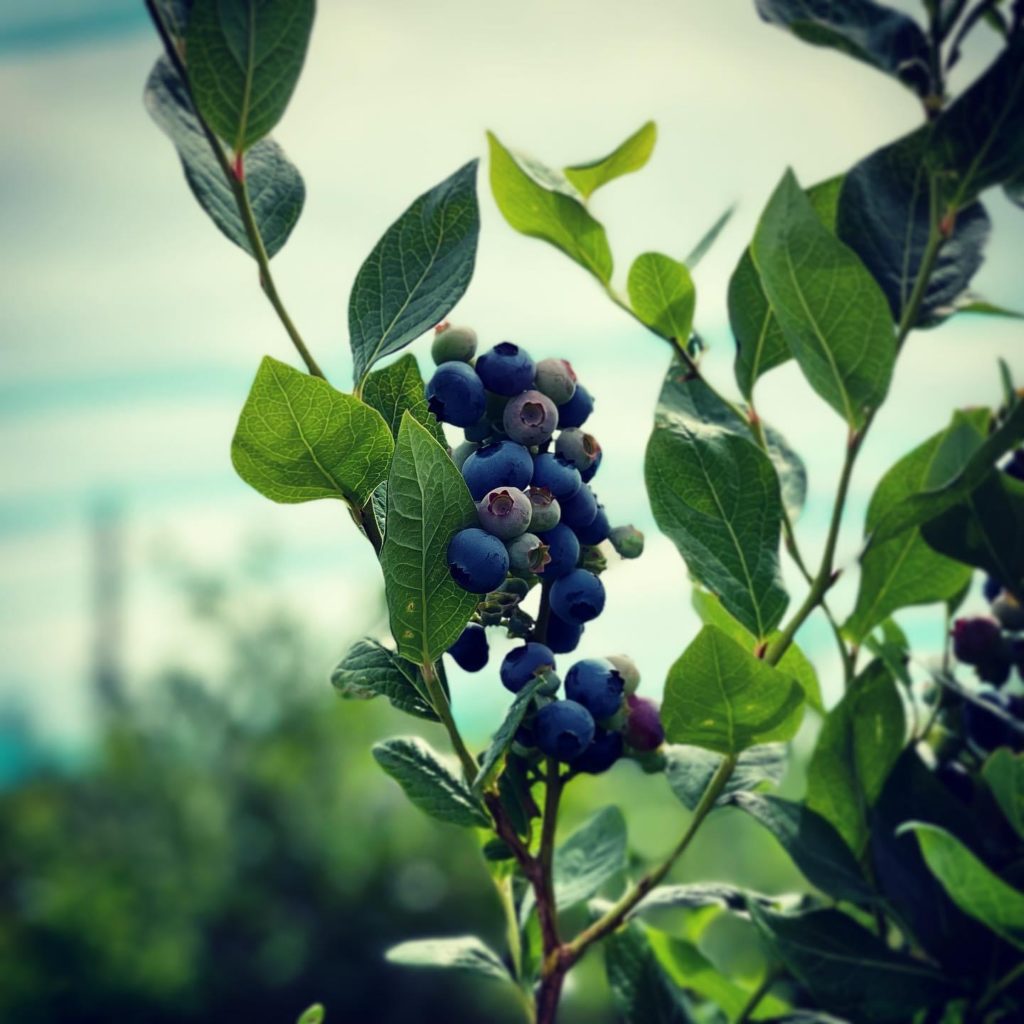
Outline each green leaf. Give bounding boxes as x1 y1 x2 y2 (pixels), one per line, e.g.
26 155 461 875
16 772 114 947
806 661 904 856
296 1005 324 1024
330 638 437 721
627 253 696 343
361 353 445 445
662 626 805 755
755 0 931 94
645 363 788 638
729 792 875 903
349 161 480 385
956 297 1024 319
845 411 984 641
487 131 613 284
145 57 305 259
683 204 735 269
380 414 477 663
563 121 657 199
764 422 808 523
729 248 789 400
906 823 1024 949
984 749 1024 841
749 904 956 1021
634 882 772 917
664 743 787 811
751 169 895 428
472 674 548 794
385 936 512 984
186 0 315 153
231 356 393 505
372 736 489 829
554 807 627 909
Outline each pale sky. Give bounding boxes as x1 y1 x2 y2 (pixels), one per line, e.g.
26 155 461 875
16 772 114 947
1 0 1021 746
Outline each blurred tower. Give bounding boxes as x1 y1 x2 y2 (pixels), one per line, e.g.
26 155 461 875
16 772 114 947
91 497 125 710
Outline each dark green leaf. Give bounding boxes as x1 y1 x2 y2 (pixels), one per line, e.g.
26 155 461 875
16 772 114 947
603 918 694 1024
729 248 789 400
553 807 627 909
751 169 895 429
380 414 477 663
385 936 512 983
664 743 787 811
361 353 445 445
231 356 393 505
662 626 805 755
764 421 809 523
806 661 904 856
633 882 773 916
563 121 657 199
349 161 480 385
684 205 735 269
984 749 1024 841
487 131 613 284
749 904 956 1021
186 0 315 152
372 736 489 828
145 57 305 259
645 363 788 637
627 253 696 343
472 675 548 794
330 638 437 721
729 792 875 903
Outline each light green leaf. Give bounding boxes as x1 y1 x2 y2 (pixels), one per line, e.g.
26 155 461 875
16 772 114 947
487 131 613 284
662 626 805 755
372 736 489 829
330 638 437 721
231 356 393 505
361 353 445 445
751 168 895 428
554 807 627 909
906 823 1024 949
296 1004 324 1024
683 204 735 269
984 749 1024 840
472 674 548 795
806 661 904 856
663 743 787 811
186 0 315 153
349 162 480 385
385 936 512 983
627 253 696 343
633 882 772 917
380 414 477 663
563 121 656 199
956 297 1024 320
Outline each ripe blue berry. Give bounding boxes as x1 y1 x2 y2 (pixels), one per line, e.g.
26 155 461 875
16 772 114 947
574 729 624 774
550 569 605 624
536 524 580 579
573 504 611 545
1004 448 1024 482
557 383 594 429
462 440 534 499
464 417 494 442
504 390 559 445
534 700 595 761
447 624 489 672
431 323 477 365
565 658 625 719
527 487 561 532
447 527 510 593
624 695 665 751
507 532 551 574
546 612 584 653
426 361 486 426
983 576 1003 602
556 429 601 473
501 642 557 694
534 358 577 405
559 484 598 530
532 452 582 501
581 450 602 483
475 342 536 396
477 487 532 539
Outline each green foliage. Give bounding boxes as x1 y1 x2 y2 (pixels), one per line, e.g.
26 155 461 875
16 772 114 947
231 356 394 504
663 743 787 811
472 675 549 794
552 807 627 910
385 936 513 983
563 120 657 199
349 162 480 385
297 1004 325 1024
627 253 696 343
361 354 446 445
380 414 477 663
331 638 438 720
984 750 1024 841
662 626 805 754
729 248 788 401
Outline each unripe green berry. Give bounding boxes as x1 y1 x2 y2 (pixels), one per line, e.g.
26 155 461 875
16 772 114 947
609 525 645 559
431 323 477 364
527 486 561 532
507 532 551 574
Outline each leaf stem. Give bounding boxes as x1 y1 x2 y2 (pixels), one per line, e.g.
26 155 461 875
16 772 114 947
735 963 782 1024
420 658 478 781
976 958 1024 1013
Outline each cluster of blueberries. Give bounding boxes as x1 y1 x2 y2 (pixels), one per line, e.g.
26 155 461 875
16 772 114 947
427 324 661 772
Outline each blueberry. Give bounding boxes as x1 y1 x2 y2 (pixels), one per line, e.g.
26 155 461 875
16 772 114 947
447 624 489 672
464 417 494 443
501 642 557 694
534 699 596 761
556 429 601 473
532 452 582 501
983 576 1003 602
504 389 559 445
978 655 1013 686
426 361 486 426
452 440 478 470
534 358 577 405
550 569 606 624
477 486 532 539
573 504 611 545
557 383 594 429
448 527 510 593
607 654 640 695
574 728 624 774
431 323 477 365
527 487 561 532
992 595 1024 632
536 524 580 579
462 440 534 500
565 658 625 719
559 484 598 530
507 532 551 574
546 612 584 653
952 617 1006 666
475 342 536 396
964 691 1024 753
624 695 665 751
581 449 603 484
609 525 644 560
1003 448 1024 482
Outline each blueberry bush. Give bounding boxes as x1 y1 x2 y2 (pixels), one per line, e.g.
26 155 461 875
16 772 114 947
143 2 1024 1021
